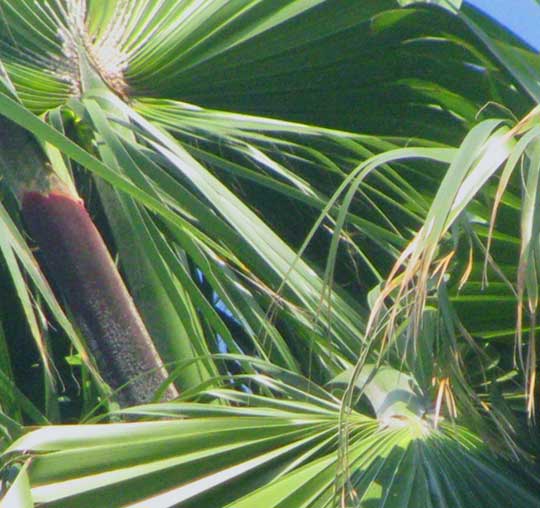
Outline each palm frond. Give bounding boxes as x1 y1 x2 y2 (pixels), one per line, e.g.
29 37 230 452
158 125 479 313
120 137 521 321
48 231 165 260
1 1 540 507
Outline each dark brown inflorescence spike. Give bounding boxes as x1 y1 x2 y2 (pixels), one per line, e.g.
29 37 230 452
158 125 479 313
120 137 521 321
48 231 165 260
22 189 179 407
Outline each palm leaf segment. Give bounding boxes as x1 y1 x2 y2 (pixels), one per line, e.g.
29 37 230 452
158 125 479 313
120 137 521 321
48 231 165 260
3 365 540 508
0 1 540 507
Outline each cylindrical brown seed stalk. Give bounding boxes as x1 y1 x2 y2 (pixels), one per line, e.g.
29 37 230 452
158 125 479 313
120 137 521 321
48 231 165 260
22 189 179 407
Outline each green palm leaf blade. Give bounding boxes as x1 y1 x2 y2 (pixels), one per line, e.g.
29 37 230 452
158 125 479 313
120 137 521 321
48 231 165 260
392 2 540 113
120 1 396 91
3 364 535 508
115 2 530 142
229 423 540 508
0 462 33 508
458 3 540 104
398 0 462 9
0 317 19 424
96 184 216 389
80 93 311 370
0 0 72 111
79 92 368 360
80 92 217 389
2 1 528 141
4 413 337 508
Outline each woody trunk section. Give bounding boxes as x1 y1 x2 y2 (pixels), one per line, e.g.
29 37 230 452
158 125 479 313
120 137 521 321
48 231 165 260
1 118 178 407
